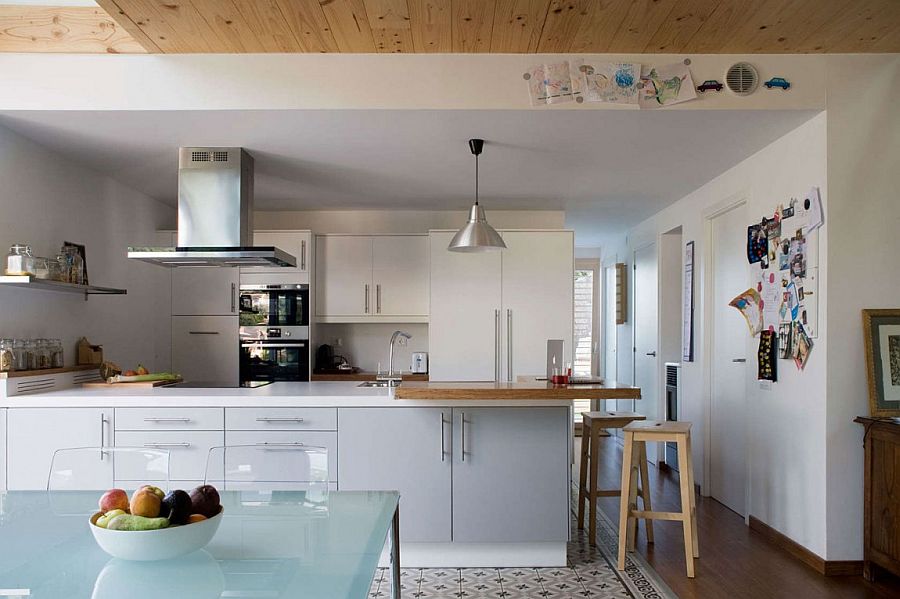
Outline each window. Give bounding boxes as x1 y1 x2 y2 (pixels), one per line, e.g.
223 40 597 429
573 259 600 428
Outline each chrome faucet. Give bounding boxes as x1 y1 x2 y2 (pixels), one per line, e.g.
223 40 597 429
383 330 412 383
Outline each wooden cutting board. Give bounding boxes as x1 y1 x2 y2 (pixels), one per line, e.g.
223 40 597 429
82 377 182 388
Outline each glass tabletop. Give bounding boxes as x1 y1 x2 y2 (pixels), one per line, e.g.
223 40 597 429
0 490 399 599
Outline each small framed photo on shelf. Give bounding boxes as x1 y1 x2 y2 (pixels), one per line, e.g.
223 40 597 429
862 309 900 417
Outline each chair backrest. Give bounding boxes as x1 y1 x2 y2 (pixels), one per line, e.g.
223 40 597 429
204 444 329 494
47 446 171 491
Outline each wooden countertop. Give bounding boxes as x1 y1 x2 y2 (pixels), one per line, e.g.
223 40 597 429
394 380 641 400
311 372 429 382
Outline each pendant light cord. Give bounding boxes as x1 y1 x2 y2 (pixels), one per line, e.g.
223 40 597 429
474 153 479 206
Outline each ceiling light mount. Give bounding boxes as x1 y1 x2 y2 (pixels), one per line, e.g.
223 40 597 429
448 138 507 253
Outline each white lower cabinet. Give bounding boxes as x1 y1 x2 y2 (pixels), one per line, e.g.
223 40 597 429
338 407 452 543
451 407 570 542
7 408 112 490
225 430 338 483
114 430 224 482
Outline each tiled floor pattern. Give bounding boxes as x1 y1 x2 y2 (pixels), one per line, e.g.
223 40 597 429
368 489 676 598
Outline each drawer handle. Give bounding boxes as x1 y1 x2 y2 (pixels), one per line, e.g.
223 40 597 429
256 417 305 423
143 418 191 423
189 331 220 335
254 442 305 446
143 442 192 448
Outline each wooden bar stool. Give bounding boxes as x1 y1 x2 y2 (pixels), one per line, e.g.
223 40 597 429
578 411 653 547
618 420 698 578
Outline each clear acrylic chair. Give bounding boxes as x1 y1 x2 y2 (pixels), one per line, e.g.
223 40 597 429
47 446 170 514
204 444 329 506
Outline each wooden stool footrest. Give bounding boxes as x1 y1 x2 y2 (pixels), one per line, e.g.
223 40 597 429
630 510 686 521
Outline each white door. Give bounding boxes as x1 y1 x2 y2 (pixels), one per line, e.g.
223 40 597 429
337 408 451 542
710 202 749 516
251 230 310 274
315 236 374 317
633 245 660 460
500 231 574 381
428 231 502 381
172 315 239 386
172 268 239 316
603 266 618 410
372 236 429 317
7 408 112 490
451 407 570 542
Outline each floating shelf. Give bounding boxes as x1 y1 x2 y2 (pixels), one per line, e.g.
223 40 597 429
0 365 98 379
0 275 127 300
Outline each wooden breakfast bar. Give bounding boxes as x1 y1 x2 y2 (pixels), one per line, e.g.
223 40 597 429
394 380 642 401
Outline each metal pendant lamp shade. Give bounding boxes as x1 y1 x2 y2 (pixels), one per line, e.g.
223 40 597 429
448 139 507 252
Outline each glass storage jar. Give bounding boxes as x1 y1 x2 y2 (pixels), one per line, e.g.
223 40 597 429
34 339 51 369
49 339 64 368
6 244 34 276
13 339 32 371
0 338 14 372
33 257 51 280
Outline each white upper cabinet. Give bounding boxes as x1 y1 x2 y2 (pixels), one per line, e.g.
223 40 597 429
316 235 428 323
246 230 311 276
172 268 240 316
316 236 373 319
428 230 573 382
373 236 429 318
429 231 502 381
500 231 574 381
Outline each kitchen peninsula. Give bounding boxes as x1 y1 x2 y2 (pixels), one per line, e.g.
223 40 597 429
0 379 639 567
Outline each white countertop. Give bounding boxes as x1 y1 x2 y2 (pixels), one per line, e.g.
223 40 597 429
0 381 576 408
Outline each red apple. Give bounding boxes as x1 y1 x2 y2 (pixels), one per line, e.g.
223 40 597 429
99 488 129 513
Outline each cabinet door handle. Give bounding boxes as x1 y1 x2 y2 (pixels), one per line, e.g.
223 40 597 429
646 351 657 357
365 284 369 314
460 412 467 462
507 309 513 382
255 442 305 450
732 358 746 363
189 331 220 335
300 240 307 271
440 412 446 462
494 309 500 382
144 442 191 448
256 417 304 423
99 412 107 461
231 282 236 313
376 284 382 314
144 417 191 423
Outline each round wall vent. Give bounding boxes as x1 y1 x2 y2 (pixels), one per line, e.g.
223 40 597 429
725 62 759 96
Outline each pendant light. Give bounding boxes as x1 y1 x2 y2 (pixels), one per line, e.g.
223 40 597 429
448 138 507 252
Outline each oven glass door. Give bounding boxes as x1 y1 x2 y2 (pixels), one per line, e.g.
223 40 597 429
240 341 309 382
240 289 309 327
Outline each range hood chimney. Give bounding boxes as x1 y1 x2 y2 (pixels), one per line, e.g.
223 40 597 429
128 147 296 268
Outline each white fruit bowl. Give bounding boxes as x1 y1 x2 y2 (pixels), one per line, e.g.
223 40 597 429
89 507 223 561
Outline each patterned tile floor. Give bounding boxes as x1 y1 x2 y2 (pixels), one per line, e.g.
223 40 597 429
368 490 676 598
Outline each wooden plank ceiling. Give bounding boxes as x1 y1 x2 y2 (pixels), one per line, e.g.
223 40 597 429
0 0 898 54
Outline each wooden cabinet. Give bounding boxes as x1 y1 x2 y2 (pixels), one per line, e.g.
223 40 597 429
172 316 239 386
172 268 239 316
451 407 570 542
7 408 112 490
338 407 452 542
428 230 574 382
316 235 428 322
856 417 900 581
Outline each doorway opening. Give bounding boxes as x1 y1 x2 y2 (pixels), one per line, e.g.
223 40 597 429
573 258 600 431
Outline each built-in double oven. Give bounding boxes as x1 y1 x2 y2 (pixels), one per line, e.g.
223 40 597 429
239 284 309 386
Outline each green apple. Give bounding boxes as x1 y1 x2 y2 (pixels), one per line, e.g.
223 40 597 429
95 508 127 529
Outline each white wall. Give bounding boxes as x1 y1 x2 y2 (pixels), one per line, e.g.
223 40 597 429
623 112 828 555
823 55 900 561
255 210 565 234
0 125 175 372
316 323 429 374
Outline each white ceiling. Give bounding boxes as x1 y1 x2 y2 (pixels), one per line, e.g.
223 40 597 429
0 109 817 246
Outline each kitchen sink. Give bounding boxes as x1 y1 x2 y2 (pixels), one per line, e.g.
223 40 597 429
358 380 401 388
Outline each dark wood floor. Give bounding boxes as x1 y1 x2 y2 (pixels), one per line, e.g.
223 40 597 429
575 436 900 599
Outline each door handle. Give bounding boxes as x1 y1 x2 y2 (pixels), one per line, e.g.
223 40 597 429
376 284 382 314
646 351 657 357
189 331 220 335
144 417 191 423
732 358 747 363
231 282 236 313
495 310 500 381
507 309 513 382
143 442 191 448
440 412 446 462
99 412 107 461
460 412 468 462
256 417 305 422
300 240 307 271
365 284 369 314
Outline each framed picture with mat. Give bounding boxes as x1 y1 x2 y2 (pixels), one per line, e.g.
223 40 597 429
862 309 900 417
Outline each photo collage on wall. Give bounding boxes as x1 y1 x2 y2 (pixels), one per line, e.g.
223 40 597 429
731 187 823 381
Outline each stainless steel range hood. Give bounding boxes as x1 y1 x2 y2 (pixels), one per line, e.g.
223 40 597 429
128 147 296 268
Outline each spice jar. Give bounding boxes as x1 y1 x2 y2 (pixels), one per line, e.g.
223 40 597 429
6 244 34 276
49 339 64 369
0 339 13 372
